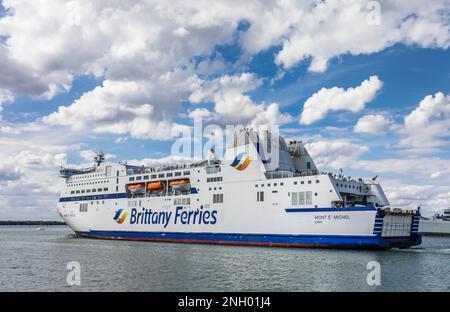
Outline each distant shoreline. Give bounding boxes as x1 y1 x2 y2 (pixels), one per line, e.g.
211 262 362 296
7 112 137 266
0 221 66 225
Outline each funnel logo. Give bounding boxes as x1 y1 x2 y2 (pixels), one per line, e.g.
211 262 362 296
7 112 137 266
230 152 253 171
113 208 128 224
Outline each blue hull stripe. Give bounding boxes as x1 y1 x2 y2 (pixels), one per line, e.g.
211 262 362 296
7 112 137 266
59 193 127 202
285 206 376 213
76 230 421 249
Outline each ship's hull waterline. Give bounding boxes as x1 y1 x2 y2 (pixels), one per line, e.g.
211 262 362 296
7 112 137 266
74 230 421 249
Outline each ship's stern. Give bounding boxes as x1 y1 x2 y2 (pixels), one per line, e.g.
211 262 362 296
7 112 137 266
373 208 422 249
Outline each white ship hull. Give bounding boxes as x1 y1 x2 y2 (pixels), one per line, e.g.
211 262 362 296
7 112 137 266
419 220 450 235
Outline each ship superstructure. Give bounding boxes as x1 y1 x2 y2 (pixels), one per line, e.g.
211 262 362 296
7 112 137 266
57 129 421 249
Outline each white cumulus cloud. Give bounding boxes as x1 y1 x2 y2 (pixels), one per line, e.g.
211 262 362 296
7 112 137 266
300 76 383 125
354 114 392 135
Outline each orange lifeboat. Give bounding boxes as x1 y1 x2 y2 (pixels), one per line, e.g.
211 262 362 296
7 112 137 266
169 179 190 191
127 183 145 194
147 181 164 191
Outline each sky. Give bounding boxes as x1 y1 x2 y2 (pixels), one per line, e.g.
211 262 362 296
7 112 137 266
0 0 449 220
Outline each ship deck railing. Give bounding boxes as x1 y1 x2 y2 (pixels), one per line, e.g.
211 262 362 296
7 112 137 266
125 160 221 175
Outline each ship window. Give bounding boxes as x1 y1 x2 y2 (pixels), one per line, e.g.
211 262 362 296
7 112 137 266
257 191 264 202
86 189 91 193
294 181 298 185
166 173 173 177
274 183 277 186
76 190 80 194
81 190 85 193
116 186 118 192
129 177 135 181
158 173 165 178
292 192 298 205
183 171 190 176
175 172 181 176
104 188 108 191
98 188 102 192
280 182 284 186
315 192 318 196
306 191 312 205
187 198 190 205
308 181 311 184
316 180 320 183
136 176 142 181
301 181 304 184
213 194 224 203
272 190 278 193
255 184 258 187
71 191 74 194
92 189 96 192
79 203 88 212
307 162 311 170
299 192 305 205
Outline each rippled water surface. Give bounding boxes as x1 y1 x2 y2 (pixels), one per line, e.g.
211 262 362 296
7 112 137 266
0 226 449 291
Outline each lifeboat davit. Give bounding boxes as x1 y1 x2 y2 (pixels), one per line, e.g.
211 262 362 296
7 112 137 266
127 183 145 194
170 179 190 191
147 181 164 191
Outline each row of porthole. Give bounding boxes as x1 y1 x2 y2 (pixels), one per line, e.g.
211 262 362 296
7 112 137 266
68 180 108 187
73 173 104 180
71 187 108 195
129 171 190 182
339 184 361 190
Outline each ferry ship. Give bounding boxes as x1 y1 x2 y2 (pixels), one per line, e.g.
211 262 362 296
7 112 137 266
57 129 421 249
419 209 450 236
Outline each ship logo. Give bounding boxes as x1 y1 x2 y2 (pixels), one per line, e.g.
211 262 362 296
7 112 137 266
113 208 128 224
230 152 253 171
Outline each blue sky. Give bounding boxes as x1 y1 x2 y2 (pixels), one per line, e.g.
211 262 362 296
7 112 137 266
0 1 449 219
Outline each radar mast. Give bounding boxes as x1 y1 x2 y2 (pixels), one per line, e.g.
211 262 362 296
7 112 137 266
94 152 105 166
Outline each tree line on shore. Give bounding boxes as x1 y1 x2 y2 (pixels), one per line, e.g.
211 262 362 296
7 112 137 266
0 221 66 225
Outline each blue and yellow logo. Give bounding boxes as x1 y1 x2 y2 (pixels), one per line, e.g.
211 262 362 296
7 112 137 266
230 152 253 171
113 208 128 224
